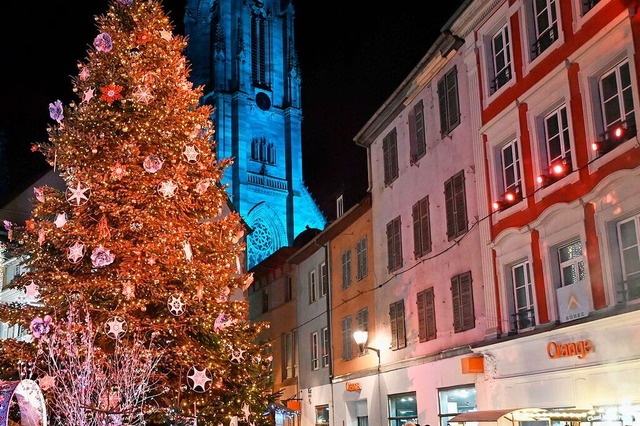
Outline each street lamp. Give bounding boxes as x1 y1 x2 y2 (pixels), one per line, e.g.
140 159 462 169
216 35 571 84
353 330 380 361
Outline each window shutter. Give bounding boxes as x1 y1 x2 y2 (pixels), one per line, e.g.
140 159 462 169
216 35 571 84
390 129 399 180
460 272 475 330
386 221 394 271
438 78 447 134
382 135 390 184
451 275 461 332
420 197 431 253
412 202 421 256
417 291 427 341
397 300 406 349
409 107 417 161
446 68 460 130
445 178 455 239
425 287 436 340
454 171 467 235
414 100 426 159
389 303 398 349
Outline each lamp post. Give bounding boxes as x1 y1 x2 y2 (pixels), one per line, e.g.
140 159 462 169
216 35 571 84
353 330 382 426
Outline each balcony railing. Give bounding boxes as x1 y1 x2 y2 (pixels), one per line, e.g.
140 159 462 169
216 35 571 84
510 308 536 333
531 24 557 59
616 277 640 304
247 172 289 192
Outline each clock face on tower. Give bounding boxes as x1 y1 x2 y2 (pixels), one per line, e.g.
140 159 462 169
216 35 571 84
255 92 271 111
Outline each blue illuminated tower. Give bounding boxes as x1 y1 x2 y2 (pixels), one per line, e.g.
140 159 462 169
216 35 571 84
184 0 326 268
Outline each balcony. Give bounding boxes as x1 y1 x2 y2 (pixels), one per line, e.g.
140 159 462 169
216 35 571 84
509 308 535 334
247 172 289 192
616 277 640 304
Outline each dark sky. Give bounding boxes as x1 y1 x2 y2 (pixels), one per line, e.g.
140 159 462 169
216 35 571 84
0 0 466 218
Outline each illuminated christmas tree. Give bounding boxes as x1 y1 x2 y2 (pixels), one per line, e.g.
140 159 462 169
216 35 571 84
0 0 274 424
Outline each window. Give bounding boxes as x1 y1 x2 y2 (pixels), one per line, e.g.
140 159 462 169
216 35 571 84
527 0 558 60
445 170 468 240
251 10 269 87
558 240 585 287
409 100 426 162
581 0 601 16
389 300 406 350
309 269 318 303
382 128 399 185
616 214 640 302
341 250 352 289
386 216 403 272
490 23 512 94
542 104 572 170
251 137 276 164
412 196 432 258
388 392 418 426
500 140 522 196
311 331 319 370
598 59 635 143
417 287 436 342
321 327 330 368
315 405 329 426
336 194 344 218
284 276 293 302
282 331 297 379
261 288 268 314
341 316 353 360
510 260 536 331
320 262 328 297
356 236 368 280
438 386 477 426
356 307 369 335
451 271 475 333
438 66 460 135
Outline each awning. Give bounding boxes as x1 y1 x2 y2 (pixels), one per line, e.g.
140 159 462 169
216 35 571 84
450 408 594 423
450 409 523 423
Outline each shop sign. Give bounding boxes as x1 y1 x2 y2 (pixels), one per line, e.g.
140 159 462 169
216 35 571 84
345 382 362 392
546 339 594 359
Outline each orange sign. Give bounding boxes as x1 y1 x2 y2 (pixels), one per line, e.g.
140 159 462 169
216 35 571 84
345 382 362 392
547 339 594 359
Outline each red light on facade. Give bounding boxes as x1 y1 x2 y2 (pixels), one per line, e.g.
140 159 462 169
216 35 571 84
550 162 566 176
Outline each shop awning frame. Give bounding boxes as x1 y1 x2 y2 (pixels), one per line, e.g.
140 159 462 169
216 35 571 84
450 409 525 423
450 408 596 424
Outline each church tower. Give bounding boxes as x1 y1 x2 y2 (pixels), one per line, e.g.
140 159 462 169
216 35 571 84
184 0 326 268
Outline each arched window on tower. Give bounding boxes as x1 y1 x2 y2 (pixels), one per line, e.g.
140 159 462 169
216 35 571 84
251 8 269 89
251 137 276 165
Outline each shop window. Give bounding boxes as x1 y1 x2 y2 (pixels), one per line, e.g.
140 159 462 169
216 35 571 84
438 385 476 426
388 392 418 426
315 405 329 426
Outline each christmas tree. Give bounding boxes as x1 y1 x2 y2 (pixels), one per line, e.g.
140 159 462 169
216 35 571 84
0 0 275 424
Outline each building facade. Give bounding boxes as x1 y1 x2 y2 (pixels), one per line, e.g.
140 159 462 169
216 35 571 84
184 0 326 268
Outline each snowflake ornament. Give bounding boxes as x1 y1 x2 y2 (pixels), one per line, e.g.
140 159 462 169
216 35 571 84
132 85 154 104
33 186 45 203
67 241 85 263
105 316 127 339
167 293 186 316
158 180 178 198
186 366 212 393
194 178 211 194
24 281 40 300
66 182 90 206
183 241 193 261
183 145 199 163
229 347 246 364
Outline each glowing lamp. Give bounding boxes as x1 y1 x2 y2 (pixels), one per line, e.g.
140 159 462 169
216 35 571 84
492 188 521 212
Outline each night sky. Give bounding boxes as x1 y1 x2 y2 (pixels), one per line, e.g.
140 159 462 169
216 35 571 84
0 0 466 218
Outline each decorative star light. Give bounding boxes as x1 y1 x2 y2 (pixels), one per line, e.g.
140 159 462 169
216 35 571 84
38 374 55 391
37 229 46 245
105 316 127 339
183 241 193 261
132 85 154 104
78 66 90 81
82 87 95 104
157 180 178 198
183 145 199 163
194 178 211 194
66 182 90 206
214 313 227 332
67 241 85 263
54 212 67 228
187 366 212 392
24 281 40 300
241 403 251 421
122 282 135 300
160 29 172 41
167 294 186 316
